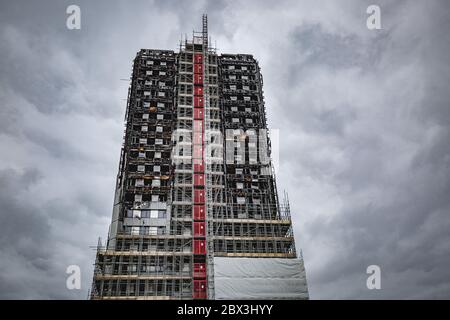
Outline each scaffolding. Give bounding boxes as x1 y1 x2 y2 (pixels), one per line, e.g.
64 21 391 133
91 15 307 300
91 49 194 300
215 52 295 260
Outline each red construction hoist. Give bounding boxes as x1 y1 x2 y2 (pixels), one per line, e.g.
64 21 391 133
192 52 207 299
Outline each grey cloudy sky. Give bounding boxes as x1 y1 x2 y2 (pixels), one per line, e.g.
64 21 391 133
1 0 449 299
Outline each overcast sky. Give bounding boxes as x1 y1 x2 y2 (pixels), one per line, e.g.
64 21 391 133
1 0 449 299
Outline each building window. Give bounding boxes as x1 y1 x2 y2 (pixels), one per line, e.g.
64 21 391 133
157 114 164 120
138 152 146 158
152 179 161 187
133 210 141 218
150 210 159 218
135 179 144 187
157 102 164 108
237 197 246 204
159 71 166 76
144 91 150 96
236 182 244 189
139 138 147 144
142 113 149 120
135 194 142 202
154 152 161 158
141 126 148 132
155 138 163 145
152 195 159 202
137 165 145 172
158 92 165 97
154 165 161 172
156 126 163 133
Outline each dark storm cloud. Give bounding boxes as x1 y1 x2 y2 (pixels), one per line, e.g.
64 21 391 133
0 168 53 298
270 0 450 299
0 0 449 299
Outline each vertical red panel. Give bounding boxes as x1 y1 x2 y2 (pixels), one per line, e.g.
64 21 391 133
193 279 207 299
194 108 204 120
193 205 206 220
193 131 203 145
194 74 203 84
193 145 203 159
194 222 206 237
194 86 204 96
194 64 203 74
194 173 205 186
194 54 203 64
194 239 206 254
194 162 204 173
194 96 204 107
193 120 203 133
192 51 206 300
193 263 207 278
194 189 205 204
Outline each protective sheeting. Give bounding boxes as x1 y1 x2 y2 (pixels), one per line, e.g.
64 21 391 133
214 257 309 300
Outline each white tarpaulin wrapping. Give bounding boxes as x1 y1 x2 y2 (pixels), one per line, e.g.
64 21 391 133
214 257 309 300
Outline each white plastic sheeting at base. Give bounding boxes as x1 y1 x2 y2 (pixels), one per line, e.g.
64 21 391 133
213 257 309 300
